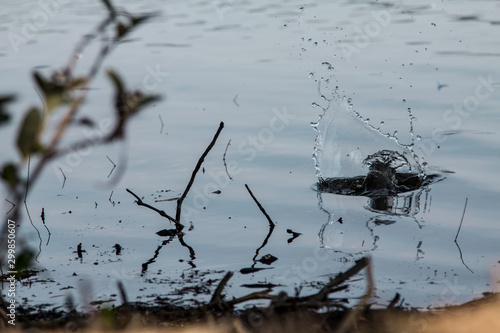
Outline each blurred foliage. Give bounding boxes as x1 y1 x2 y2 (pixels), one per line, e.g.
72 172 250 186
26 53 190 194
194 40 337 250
0 94 15 126
16 107 42 159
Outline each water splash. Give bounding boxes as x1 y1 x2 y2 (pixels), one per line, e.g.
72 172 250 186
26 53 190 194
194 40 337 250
311 88 439 197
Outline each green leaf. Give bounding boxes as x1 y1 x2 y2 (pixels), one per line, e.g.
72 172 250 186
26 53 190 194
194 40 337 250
16 107 42 158
1 163 19 188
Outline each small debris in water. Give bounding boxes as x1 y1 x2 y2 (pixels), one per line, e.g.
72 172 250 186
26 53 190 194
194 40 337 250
258 254 278 265
113 244 122 255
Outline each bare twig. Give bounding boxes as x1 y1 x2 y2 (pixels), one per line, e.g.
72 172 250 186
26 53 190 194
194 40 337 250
126 188 183 229
211 257 370 311
109 190 115 206
24 156 42 262
310 256 369 303
455 198 473 273
335 256 374 333
106 155 117 178
222 139 233 180
176 122 224 221
5 199 15 215
0 4 156 266
455 197 468 242
245 184 275 228
158 114 164 134
59 167 67 189
209 271 234 309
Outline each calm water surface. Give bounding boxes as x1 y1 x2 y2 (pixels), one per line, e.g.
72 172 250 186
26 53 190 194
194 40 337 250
0 0 499 310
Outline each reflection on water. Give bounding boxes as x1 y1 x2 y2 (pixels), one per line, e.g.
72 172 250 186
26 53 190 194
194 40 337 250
317 185 432 255
312 87 442 258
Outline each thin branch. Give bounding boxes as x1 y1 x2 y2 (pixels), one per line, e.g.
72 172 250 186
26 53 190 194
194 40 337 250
126 188 183 229
5 199 15 215
222 139 233 180
335 256 374 333
158 114 164 134
218 257 371 310
310 257 369 303
106 155 117 178
455 197 468 242
245 184 275 228
454 198 473 273
176 121 224 221
209 271 234 308
58 167 67 189
109 190 115 206
24 156 42 263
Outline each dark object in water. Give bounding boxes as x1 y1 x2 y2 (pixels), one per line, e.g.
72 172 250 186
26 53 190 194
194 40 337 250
317 150 441 197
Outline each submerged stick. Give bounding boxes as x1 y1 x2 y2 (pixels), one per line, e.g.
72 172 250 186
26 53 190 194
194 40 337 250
245 184 276 228
455 197 468 242
176 121 224 221
126 188 183 229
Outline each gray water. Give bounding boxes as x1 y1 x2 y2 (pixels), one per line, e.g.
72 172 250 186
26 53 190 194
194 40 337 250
1 0 499 311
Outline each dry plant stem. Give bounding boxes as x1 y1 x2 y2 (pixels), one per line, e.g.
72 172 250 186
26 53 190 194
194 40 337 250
65 14 115 74
126 188 182 228
223 139 233 180
455 197 473 273
207 257 369 310
311 257 369 302
209 271 234 308
4 11 122 225
176 121 225 221
335 256 374 333
244 184 276 228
